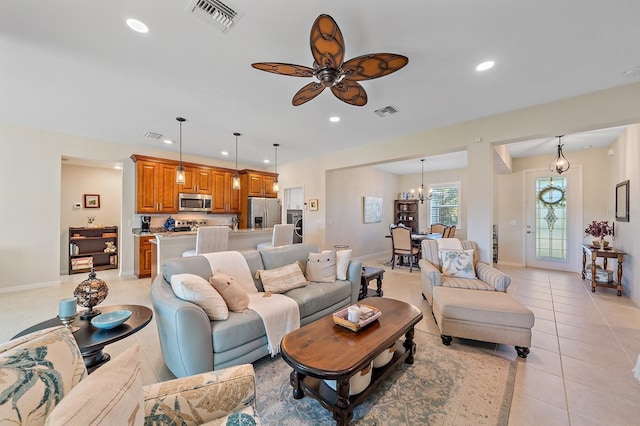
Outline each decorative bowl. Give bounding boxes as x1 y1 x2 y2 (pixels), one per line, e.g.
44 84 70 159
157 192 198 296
91 310 132 330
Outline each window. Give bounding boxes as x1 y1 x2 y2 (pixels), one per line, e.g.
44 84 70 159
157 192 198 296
429 182 460 227
535 176 567 262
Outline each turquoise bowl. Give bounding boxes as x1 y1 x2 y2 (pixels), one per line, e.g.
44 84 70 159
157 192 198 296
91 310 132 329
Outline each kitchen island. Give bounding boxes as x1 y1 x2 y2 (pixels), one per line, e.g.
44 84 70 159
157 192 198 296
140 228 273 281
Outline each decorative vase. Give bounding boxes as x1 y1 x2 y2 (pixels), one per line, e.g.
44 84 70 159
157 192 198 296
74 268 109 319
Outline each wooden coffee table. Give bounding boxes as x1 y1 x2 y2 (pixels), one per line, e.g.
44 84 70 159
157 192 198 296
280 297 423 425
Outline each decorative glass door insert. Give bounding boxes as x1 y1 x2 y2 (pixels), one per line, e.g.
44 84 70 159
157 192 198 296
535 177 567 262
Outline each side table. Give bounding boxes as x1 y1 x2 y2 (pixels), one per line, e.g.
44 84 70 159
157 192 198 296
14 304 153 373
581 244 626 296
360 266 384 300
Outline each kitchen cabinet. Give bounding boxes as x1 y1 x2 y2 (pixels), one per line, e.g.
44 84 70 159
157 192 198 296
68 226 118 275
212 170 241 213
134 159 178 213
243 171 278 198
178 166 212 194
134 235 154 278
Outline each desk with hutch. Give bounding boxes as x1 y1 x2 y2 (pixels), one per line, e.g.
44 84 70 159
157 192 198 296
581 244 626 296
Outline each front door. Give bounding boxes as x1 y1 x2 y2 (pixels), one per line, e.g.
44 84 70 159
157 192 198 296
525 167 583 272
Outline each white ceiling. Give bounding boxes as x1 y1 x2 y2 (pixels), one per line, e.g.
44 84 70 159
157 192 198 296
2 1 640 170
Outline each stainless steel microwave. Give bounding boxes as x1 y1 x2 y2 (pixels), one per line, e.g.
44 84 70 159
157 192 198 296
178 193 212 212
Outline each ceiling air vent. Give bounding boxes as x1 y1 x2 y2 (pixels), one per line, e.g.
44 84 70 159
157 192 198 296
187 0 244 34
144 131 163 140
374 105 398 117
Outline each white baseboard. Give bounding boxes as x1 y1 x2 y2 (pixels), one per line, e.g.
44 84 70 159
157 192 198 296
0 280 60 294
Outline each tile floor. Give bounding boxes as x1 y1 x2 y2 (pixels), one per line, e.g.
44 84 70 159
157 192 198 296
1 261 640 425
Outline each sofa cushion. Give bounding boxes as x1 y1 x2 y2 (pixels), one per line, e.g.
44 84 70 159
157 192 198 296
170 273 229 321
440 249 477 279
240 250 266 292
210 272 250 313
211 311 266 353
45 345 144 426
255 262 308 294
163 256 213 284
0 326 87 426
284 281 352 318
305 251 337 283
336 249 352 281
259 242 319 272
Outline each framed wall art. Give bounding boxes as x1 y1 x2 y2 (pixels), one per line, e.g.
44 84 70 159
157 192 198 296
363 196 383 223
615 180 629 222
84 194 101 209
309 199 318 211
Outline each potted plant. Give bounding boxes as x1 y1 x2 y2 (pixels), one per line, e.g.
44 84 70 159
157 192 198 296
584 221 613 248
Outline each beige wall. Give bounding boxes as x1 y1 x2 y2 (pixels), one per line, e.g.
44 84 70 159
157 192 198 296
60 164 122 274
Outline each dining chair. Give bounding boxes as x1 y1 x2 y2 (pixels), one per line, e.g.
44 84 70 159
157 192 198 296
430 223 447 234
443 225 456 238
391 225 419 272
257 223 294 250
182 226 229 257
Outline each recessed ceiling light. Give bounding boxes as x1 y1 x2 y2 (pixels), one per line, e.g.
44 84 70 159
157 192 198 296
126 18 148 34
264 159 270 164
329 116 340 122
114 164 122 170
163 139 174 144
221 151 229 156
476 61 495 71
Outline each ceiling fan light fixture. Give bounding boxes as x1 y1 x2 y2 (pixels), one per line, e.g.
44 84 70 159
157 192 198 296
175 117 186 184
549 135 570 175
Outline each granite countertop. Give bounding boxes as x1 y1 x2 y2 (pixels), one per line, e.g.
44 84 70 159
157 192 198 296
133 227 273 237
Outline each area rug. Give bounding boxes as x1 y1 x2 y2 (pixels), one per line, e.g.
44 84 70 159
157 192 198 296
254 329 516 425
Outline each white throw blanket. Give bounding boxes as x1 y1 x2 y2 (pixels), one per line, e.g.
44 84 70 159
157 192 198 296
202 251 257 294
248 292 300 356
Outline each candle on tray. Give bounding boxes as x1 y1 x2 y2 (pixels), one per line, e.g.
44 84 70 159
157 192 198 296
58 297 77 318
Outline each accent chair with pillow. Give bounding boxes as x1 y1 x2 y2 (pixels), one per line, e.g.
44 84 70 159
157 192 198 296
419 238 511 306
0 326 260 426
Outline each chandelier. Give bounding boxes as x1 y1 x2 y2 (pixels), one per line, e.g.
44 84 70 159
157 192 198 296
549 135 570 175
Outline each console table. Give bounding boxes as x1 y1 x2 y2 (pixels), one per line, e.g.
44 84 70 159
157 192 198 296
581 245 626 296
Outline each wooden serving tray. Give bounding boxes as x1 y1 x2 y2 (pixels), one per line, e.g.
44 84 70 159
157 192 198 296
333 304 381 331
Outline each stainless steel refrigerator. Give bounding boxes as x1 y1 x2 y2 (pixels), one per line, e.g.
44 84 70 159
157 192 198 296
247 197 282 229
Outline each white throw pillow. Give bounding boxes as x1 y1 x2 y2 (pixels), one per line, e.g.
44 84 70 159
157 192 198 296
306 250 337 283
256 262 308 293
439 249 477 279
171 273 229 320
46 345 144 426
336 249 352 281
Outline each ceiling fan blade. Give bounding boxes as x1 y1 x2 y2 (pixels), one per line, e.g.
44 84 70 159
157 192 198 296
310 14 345 69
292 82 325 106
251 62 315 77
342 53 409 81
330 80 367 106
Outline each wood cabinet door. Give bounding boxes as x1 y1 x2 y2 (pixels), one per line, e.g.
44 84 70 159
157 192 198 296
177 166 196 193
229 185 241 212
212 170 229 213
263 175 278 198
158 164 178 213
137 161 159 213
247 173 265 197
194 168 212 194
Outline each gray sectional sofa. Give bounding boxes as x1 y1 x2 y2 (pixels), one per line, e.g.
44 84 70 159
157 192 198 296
151 242 362 378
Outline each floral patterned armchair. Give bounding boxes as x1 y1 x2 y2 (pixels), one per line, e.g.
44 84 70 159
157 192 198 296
0 326 260 426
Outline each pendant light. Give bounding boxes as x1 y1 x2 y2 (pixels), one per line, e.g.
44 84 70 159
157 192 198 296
232 132 241 190
417 159 432 204
549 135 570 175
272 143 280 192
175 117 186 184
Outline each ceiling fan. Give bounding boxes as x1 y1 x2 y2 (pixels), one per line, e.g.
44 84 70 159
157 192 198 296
251 14 409 106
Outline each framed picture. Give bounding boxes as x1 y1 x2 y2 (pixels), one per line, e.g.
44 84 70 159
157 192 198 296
83 194 101 209
363 196 383 223
615 180 629 222
309 199 318 211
